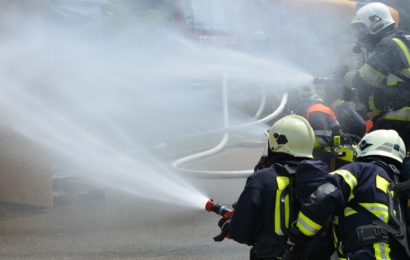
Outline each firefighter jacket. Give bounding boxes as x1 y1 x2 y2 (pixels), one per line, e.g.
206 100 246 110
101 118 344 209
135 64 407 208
347 32 410 120
331 99 366 141
291 161 408 259
228 158 331 259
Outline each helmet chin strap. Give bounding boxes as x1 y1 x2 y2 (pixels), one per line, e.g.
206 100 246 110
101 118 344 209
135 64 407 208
356 24 396 52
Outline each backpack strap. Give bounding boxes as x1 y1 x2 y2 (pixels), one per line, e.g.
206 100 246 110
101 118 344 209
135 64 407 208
348 201 410 257
273 162 298 237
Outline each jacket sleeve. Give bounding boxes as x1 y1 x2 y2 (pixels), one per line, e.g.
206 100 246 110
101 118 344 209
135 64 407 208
228 176 261 244
293 167 357 238
349 38 406 106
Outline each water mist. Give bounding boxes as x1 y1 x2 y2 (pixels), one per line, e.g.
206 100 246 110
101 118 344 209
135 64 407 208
0 0 353 211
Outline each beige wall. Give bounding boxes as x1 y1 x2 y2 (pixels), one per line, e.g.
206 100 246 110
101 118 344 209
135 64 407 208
0 124 53 208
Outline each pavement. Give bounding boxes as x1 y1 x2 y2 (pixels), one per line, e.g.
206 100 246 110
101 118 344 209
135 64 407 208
0 143 263 260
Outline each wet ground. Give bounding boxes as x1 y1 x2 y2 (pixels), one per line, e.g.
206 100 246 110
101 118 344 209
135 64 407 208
0 145 262 260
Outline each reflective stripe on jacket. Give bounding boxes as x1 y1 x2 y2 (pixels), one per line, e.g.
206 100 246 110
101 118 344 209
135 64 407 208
352 34 410 116
294 162 401 259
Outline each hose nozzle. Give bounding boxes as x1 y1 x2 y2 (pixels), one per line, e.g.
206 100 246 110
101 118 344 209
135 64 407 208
205 199 215 212
205 198 234 220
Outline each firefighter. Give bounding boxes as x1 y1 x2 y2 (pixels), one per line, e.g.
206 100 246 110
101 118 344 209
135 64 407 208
216 115 334 259
344 2 410 150
294 82 356 171
283 129 408 260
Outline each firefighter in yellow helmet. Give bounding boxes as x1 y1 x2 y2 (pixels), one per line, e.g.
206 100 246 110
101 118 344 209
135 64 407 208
215 115 334 259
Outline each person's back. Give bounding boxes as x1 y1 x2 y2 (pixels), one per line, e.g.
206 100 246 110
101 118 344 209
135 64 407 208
293 160 335 259
330 161 405 259
229 159 298 257
284 129 408 260
218 115 333 259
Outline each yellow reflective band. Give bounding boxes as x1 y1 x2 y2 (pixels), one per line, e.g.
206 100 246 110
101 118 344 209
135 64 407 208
330 169 357 200
274 176 289 235
274 190 282 235
402 68 410 77
333 226 338 249
296 211 322 236
374 242 391 260
367 94 381 119
359 202 389 223
285 194 289 229
277 176 289 190
344 207 357 217
392 38 410 66
376 175 390 193
386 74 399 86
383 107 410 121
359 64 385 87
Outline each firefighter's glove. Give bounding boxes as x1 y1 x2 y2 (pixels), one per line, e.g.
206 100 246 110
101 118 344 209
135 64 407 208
288 222 312 245
343 69 358 91
213 218 230 242
281 242 306 260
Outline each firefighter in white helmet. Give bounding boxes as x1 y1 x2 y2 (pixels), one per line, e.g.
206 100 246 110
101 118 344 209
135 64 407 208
284 129 409 259
344 2 410 150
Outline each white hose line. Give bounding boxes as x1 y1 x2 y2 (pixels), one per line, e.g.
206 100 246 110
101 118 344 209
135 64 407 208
179 90 287 139
171 73 230 175
172 75 288 178
230 91 287 129
253 87 267 120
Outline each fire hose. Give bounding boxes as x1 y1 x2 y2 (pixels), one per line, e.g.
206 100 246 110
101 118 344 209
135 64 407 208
171 73 288 178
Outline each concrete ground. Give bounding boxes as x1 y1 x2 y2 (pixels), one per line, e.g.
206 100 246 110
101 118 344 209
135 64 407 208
0 144 263 260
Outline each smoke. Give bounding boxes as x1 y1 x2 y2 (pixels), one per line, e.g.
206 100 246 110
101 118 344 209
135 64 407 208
0 0 354 209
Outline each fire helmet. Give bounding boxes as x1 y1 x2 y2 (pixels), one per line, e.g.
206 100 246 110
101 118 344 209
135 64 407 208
352 2 395 44
268 115 315 158
355 129 406 163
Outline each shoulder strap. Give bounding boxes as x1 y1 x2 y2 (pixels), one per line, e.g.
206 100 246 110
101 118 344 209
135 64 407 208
350 160 410 257
349 202 398 235
273 162 298 237
370 160 401 176
349 202 410 257
273 162 297 176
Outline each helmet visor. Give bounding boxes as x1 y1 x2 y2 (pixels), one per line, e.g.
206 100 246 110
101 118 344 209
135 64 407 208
352 22 369 40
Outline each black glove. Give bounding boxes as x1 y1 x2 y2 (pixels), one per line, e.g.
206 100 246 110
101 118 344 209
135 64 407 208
289 222 313 243
213 218 230 242
282 222 313 260
281 243 306 260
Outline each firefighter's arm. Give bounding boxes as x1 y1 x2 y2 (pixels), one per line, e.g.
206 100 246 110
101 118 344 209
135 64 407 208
228 179 261 244
290 168 356 237
293 182 342 238
283 182 342 260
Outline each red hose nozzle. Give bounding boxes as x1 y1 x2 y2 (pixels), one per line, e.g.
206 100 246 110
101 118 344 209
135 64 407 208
205 198 234 220
205 199 215 212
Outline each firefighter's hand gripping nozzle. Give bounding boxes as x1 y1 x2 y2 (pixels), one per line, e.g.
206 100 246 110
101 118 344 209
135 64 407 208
205 199 234 242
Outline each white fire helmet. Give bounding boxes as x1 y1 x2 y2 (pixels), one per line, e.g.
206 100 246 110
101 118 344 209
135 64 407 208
356 129 406 163
268 115 315 158
352 2 395 39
